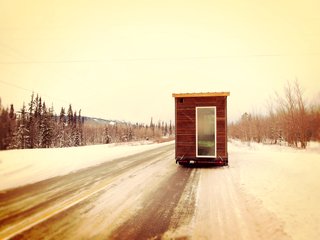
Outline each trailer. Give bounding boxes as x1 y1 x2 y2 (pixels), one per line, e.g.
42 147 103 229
172 92 230 165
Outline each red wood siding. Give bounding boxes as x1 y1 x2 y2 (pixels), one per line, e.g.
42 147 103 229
175 96 228 159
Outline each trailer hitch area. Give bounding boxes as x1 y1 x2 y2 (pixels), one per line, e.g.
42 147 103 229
176 155 185 164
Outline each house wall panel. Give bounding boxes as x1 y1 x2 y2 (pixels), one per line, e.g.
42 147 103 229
174 95 228 160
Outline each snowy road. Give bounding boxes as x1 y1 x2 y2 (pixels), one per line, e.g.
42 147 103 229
0 141 319 239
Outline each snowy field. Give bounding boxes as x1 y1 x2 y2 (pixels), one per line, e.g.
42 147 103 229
229 140 320 240
0 141 173 191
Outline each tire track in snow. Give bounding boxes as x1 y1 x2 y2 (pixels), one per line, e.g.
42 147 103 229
191 165 291 240
109 166 196 240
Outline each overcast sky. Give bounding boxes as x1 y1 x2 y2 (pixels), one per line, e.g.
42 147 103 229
0 0 319 124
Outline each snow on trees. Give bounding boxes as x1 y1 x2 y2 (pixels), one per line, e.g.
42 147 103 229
0 94 174 150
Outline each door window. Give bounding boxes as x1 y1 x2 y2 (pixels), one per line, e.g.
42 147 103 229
196 107 216 158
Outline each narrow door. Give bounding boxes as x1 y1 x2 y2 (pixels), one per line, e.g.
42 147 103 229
196 107 216 158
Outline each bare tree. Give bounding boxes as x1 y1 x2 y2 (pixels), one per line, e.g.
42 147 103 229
229 80 313 148
294 80 308 148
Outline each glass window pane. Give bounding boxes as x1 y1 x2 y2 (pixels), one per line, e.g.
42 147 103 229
196 107 216 157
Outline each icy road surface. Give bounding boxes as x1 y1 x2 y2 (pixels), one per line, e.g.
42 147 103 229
0 141 319 239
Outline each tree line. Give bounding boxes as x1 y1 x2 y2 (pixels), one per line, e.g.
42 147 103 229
229 80 320 148
82 117 174 145
0 94 174 150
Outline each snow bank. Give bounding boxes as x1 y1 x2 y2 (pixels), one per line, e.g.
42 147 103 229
229 140 320 240
0 141 173 191
229 139 320 154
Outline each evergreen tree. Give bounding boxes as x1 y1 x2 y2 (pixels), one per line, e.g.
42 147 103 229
27 93 36 148
60 107 66 124
73 111 77 128
78 110 83 146
65 105 74 146
67 104 73 126
58 107 66 147
7 104 16 148
38 97 42 119
34 94 39 119
1 93 90 149
0 107 9 149
41 102 53 148
73 111 80 146
9 104 15 119
33 95 40 147
14 103 29 149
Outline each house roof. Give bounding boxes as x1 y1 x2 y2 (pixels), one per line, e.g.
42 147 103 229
172 92 230 98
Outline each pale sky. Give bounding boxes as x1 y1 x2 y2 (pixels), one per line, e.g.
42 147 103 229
0 0 319 124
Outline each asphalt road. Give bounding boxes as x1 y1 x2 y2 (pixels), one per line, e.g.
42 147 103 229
0 144 197 239
0 143 290 240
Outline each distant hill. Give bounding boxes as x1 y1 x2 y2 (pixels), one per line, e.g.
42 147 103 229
82 116 128 126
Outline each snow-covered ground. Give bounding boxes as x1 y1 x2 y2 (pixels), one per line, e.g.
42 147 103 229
1 139 319 239
0 141 173 191
229 140 320 240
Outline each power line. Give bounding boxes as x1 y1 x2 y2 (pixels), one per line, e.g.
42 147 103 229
0 80 92 118
0 41 84 107
0 80 33 93
0 80 70 105
0 42 87 113
0 52 320 64
0 59 104 64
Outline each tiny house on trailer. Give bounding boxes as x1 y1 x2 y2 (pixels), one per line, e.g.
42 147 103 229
172 92 230 165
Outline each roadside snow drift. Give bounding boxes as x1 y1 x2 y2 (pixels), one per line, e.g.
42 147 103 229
0 141 173 191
